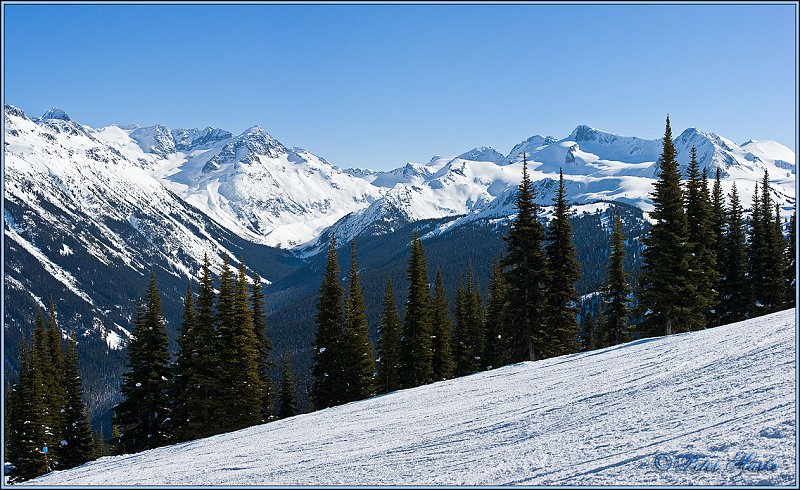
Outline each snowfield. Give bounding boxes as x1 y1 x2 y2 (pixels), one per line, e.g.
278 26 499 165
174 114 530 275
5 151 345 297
26 309 796 486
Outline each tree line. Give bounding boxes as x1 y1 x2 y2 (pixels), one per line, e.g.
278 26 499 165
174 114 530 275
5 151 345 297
6 304 100 482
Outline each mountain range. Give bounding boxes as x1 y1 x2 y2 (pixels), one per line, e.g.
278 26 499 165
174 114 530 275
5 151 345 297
2 104 795 425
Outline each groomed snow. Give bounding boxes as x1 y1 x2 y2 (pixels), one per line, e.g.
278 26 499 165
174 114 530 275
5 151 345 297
26 309 796 486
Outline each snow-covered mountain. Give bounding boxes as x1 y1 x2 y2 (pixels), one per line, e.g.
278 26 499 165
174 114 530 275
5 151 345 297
27 308 797 486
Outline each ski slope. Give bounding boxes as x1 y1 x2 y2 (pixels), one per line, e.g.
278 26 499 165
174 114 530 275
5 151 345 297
27 309 796 486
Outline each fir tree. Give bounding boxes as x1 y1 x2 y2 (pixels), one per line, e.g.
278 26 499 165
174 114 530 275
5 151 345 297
341 241 376 402
639 115 698 336
431 269 455 381
377 279 402 393
483 260 508 369
171 283 195 441
278 352 296 419
113 273 172 453
766 200 787 310
453 274 471 376
598 210 631 347
30 309 54 455
45 302 66 461
399 232 434 388
502 153 549 361
58 335 96 469
251 272 274 421
463 264 485 373
545 169 581 355
720 184 751 323
748 181 768 314
311 238 345 410
786 210 796 306
710 168 726 325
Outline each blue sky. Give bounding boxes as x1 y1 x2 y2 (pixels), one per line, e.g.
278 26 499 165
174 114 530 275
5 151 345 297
3 3 796 170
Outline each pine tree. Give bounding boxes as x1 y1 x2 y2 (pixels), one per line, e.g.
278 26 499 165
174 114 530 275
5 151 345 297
710 168 726 325
399 232 434 388
311 237 345 410
748 181 768 314
453 274 471 376
766 200 787 310
720 184 751 323
8 337 49 482
341 241 376 402
171 283 195 441
376 279 402 393
113 273 172 453
251 272 274 421
545 169 581 355
639 115 698 336
182 254 219 440
463 264 485 373
430 269 454 381
214 260 264 431
502 153 549 361
278 351 296 419
30 309 55 457
58 335 96 469
598 210 631 347
483 260 508 369
786 210 796 306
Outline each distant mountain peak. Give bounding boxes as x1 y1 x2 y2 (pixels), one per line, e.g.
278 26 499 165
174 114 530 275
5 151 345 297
130 125 176 157
40 107 71 121
456 146 506 164
4 104 28 119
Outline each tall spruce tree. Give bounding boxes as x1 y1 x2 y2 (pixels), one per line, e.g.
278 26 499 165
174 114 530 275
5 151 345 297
58 335 96 469
545 169 581 356
598 210 631 347
431 269 455 381
766 199 787 310
30 309 56 459
278 351 297 419
453 274 471 376
720 184 751 323
463 264 485 373
483 260 508 369
710 168 726 325
399 232 434 388
113 273 172 453
748 181 768 314
786 210 797 306
171 283 196 441
311 238 345 410
341 241 376 402
502 153 549 361
40 303 67 467
639 115 698 336
377 279 402 393
251 272 274 420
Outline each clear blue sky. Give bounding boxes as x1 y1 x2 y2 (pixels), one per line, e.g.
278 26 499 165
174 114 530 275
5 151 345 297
3 3 796 170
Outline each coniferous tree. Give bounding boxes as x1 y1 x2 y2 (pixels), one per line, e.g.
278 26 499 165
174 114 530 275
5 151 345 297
483 260 508 369
766 200 787 310
58 335 96 469
430 269 454 381
748 181 768 314
639 115 698 336
341 241 376 402
720 184 751 323
311 238 345 410
183 254 219 440
44 302 66 467
710 168 726 325
171 283 195 441
598 210 631 347
113 273 172 453
463 264 485 373
684 149 718 327
545 169 581 355
502 153 549 361
399 232 434 388
251 272 274 421
30 309 55 458
786 210 797 306
377 279 402 393
278 351 296 419
453 275 471 376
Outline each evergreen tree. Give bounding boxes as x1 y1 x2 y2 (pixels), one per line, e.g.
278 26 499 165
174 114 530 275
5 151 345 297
44 302 66 467
598 210 631 347
639 115 698 336
483 260 508 369
251 272 274 421
8 337 49 482
113 273 172 453
311 238 345 410
341 241 376 402
720 184 751 323
58 335 96 469
215 260 264 432
748 181 768 314
278 351 296 419
786 210 797 306
430 269 455 381
30 309 55 456
399 232 434 388
171 283 195 441
182 254 219 440
452 274 471 376
463 264 485 373
502 153 549 361
766 200 787 310
710 168 726 325
377 279 402 393
545 169 581 355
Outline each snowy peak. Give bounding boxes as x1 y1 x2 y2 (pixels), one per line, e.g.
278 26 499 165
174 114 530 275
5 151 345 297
456 146 506 164
130 125 177 157
40 107 71 121
172 127 233 151
505 135 558 164
201 125 286 173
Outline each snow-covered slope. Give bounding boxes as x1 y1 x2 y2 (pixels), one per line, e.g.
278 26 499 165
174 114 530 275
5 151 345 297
28 309 796 486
